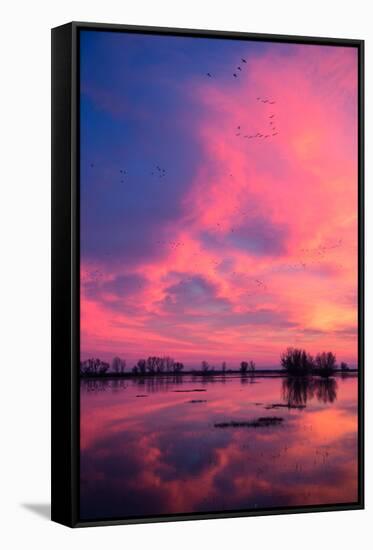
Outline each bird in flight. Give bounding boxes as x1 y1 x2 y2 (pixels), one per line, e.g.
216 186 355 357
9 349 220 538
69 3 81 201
233 73 238 78
241 58 247 63
206 72 212 77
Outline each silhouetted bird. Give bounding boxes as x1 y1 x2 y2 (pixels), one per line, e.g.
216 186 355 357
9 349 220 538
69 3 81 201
207 73 212 77
237 67 242 71
233 73 238 78
241 58 247 63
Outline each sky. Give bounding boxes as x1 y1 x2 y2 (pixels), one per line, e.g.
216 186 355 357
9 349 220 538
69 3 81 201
80 30 358 368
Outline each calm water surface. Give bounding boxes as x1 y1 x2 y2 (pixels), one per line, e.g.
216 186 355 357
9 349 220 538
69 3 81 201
80 374 358 520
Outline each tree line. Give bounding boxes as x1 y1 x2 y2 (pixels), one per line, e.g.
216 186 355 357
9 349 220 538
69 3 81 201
79 356 257 376
280 347 349 377
80 348 350 377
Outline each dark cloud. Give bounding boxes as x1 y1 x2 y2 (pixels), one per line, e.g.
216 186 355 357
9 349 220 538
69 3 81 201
84 273 147 300
200 215 289 257
158 275 230 314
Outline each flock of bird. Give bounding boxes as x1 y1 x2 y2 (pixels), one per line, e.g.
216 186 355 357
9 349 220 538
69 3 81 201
234 105 279 141
300 240 343 257
155 239 186 250
85 54 345 301
272 240 344 274
90 163 167 184
151 165 167 179
206 55 280 141
206 56 248 80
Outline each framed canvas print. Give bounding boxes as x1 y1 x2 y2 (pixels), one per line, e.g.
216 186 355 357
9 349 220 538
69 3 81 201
51 22 364 527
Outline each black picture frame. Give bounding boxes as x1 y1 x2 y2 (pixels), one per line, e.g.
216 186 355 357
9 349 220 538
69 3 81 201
51 21 365 528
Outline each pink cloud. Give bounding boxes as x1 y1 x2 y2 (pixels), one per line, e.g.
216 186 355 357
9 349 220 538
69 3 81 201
81 44 358 367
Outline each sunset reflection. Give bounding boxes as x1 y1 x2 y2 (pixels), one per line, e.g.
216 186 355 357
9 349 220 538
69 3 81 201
80 375 358 520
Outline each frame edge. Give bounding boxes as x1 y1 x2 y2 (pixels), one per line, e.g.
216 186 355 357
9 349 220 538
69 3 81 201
51 22 77 528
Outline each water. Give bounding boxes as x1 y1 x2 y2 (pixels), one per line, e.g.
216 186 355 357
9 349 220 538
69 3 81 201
80 374 358 520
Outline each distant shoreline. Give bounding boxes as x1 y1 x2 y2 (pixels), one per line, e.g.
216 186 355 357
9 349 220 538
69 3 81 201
79 369 358 380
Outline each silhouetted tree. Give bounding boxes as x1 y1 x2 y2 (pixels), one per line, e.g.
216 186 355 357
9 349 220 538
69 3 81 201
201 361 210 373
163 356 174 373
173 362 184 373
314 352 337 377
80 358 109 376
281 347 313 375
98 361 110 375
222 361 227 373
146 356 158 374
137 359 147 374
340 361 349 372
240 361 249 374
156 359 165 373
111 356 125 373
249 360 256 373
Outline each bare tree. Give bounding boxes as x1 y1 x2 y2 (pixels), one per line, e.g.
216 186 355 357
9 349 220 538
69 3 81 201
98 361 110 375
80 358 109 376
137 359 146 374
315 352 337 377
146 356 158 373
240 361 249 374
201 361 210 374
281 348 313 375
111 356 125 374
163 356 174 373
173 362 184 373
340 361 349 372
